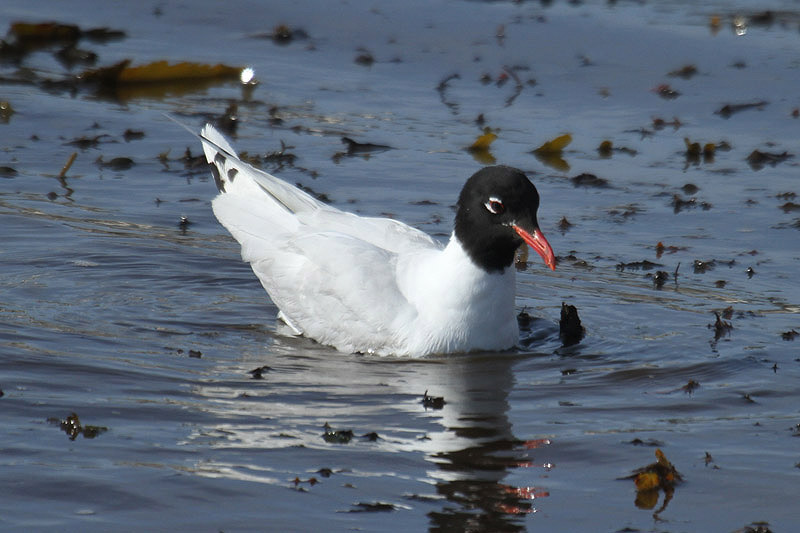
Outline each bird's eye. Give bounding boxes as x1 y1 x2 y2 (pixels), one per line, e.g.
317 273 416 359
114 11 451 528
484 197 505 215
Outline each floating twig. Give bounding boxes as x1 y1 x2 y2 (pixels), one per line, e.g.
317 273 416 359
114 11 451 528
58 151 78 178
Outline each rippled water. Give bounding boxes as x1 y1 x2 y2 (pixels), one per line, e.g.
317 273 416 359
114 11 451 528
2 1 799 531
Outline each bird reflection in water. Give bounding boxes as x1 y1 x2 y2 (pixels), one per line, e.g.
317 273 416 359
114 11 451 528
415 353 553 531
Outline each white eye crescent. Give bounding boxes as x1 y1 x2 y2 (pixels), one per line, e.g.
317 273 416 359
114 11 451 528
484 196 505 215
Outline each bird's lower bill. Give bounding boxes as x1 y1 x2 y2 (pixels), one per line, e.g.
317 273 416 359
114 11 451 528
514 226 556 270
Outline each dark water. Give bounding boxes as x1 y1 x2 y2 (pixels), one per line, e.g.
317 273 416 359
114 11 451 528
2 1 799 531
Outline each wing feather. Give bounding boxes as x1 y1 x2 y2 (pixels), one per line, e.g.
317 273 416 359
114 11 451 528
197 123 441 353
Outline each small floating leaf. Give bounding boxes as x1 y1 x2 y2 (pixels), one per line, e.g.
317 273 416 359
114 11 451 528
79 59 243 86
635 472 660 491
532 134 572 171
684 137 701 157
467 128 498 164
468 129 497 151
668 64 698 79
533 133 572 155
597 140 613 156
118 60 242 83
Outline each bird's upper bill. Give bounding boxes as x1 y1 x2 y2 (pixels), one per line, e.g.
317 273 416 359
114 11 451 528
513 225 556 270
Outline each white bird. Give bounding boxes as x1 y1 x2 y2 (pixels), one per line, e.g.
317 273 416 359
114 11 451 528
199 124 555 356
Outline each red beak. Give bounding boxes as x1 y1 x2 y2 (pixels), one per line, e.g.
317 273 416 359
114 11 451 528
514 226 556 270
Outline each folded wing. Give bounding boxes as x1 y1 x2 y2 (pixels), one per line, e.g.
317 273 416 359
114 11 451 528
200 124 440 353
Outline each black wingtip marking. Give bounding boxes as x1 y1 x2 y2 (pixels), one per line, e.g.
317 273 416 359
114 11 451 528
209 162 225 192
227 168 238 182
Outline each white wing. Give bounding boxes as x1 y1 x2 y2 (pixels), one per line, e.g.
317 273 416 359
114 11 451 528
199 124 440 353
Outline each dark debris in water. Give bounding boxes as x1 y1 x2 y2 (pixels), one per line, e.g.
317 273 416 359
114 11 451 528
291 476 319 491
778 201 800 213
559 253 593 269
178 216 191 233
317 467 334 478
436 72 461 114
715 100 768 119
704 451 715 467
559 302 584 347
653 83 680 99
655 241 687 258
1 22 125 63
517 308 533 332
0 166 18 178
263 140 297 170
693 258 735 273
255 24 309 46
175 147 207 173
123 128 144 142
422 390 445 410
47 412 107 441
570 172 609 188
671 194 712 213
597 140 637 158
248 365 272 379
354 49 375 67
216 102 239 135
647 270 670 289
732 521 774 533
621 448 682 515
55 44 98 68
346 501 398 513
668 64 698 79
174 348 201 358
709 312 733 341
652 116 682 130
95 156 134 171
323 423 354 444
65 133 113 149
617 259 662 271
340 136 392 156
747 149 793 170
780 329 798 341
628 438 664 447
681 380 700 394
607 204 642 221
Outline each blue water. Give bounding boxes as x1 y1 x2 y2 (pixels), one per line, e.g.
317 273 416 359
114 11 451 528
2 1 799 531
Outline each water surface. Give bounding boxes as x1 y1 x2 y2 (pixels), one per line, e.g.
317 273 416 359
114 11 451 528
2 1 799 531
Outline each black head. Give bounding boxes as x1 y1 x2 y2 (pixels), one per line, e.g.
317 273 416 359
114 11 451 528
454 165 555 273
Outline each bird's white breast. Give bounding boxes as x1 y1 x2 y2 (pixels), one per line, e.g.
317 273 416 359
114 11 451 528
394 234 519 356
